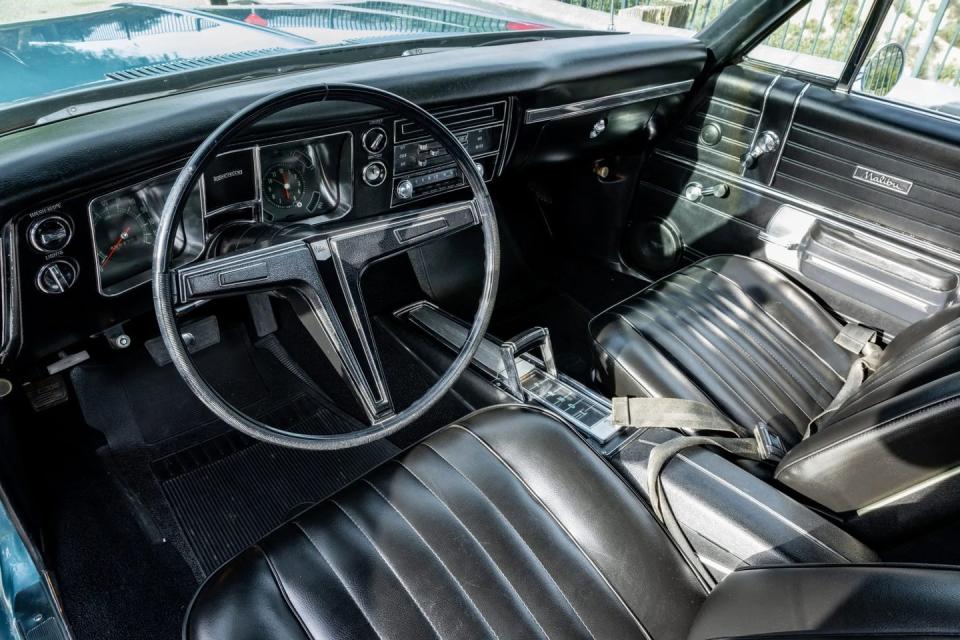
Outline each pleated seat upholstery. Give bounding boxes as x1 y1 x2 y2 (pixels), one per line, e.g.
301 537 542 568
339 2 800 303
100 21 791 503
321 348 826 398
590 255 857 446
185 405 706 640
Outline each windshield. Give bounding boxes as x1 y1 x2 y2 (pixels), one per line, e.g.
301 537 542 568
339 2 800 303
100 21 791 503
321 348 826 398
0 0 712 111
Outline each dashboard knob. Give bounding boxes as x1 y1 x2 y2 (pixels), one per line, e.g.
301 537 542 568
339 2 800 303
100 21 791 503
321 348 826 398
362 126 388 154
362 161 387 187
36 259 78 294
395 179 414 200
28 215 72 252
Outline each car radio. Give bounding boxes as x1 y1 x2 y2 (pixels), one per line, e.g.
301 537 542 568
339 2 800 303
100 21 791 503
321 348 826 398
390 101 507 206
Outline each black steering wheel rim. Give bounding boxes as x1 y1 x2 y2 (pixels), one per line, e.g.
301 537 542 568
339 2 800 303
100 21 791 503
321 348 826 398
152 83 500 450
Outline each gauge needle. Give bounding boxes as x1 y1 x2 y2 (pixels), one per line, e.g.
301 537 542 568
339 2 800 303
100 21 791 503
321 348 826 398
100 226 131 268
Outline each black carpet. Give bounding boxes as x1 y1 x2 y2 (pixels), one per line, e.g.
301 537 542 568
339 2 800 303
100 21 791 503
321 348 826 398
154 396 397 573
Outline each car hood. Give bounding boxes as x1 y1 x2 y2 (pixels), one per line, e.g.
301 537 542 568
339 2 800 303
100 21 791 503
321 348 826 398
0 1 550 106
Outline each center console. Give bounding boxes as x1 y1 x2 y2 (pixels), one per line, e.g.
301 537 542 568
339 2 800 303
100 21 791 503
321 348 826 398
396 301 622 445
396 300 878 580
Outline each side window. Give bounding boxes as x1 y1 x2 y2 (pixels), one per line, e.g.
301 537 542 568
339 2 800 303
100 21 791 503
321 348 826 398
747 0 877 79
853 1 960 118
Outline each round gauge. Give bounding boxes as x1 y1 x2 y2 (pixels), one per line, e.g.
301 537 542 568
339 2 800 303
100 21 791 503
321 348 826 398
91 195 155 286
362 126 388 154
264 165 305 209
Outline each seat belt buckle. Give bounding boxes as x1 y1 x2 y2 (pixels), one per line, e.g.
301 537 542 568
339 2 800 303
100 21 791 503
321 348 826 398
834 323 878 355
753 421 786 463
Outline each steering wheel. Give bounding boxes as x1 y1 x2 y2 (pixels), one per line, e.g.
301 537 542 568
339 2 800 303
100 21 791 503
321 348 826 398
152 84 499 450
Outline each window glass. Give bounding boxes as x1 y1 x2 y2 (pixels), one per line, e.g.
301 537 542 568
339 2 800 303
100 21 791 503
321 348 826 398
549 0 737 36
853 0 960 118
747 0 877 79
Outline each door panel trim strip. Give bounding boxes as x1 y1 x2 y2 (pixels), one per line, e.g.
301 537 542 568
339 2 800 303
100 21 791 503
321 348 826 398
655 150 960 267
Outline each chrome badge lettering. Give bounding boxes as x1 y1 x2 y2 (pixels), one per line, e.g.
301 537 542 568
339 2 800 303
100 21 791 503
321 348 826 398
853 166 913 195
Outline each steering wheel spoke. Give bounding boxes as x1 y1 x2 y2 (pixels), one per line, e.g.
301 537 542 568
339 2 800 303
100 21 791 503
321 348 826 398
174 240 321 304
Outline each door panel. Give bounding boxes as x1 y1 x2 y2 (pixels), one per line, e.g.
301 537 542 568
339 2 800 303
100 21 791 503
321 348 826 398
630 64 960 332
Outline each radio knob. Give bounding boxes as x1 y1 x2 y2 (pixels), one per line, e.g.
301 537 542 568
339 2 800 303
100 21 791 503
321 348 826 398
395 179 414 200
362 161 387 187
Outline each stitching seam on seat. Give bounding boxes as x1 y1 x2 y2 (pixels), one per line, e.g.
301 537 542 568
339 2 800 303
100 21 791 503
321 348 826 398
446 425 655 640
671 273 835 402
362 480 510 637
405 451 595 640
694 263 844 379
680 272 839 396
614 308 766 423
290 521 385 640
328 499 465 640
255 544 316 640
329 498 443 638
647 287 814 420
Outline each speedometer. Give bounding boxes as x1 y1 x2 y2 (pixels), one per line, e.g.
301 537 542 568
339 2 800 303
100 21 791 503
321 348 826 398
91 194 156 291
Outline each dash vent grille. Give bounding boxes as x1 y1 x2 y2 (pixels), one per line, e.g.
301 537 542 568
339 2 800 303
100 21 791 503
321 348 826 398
105 48 286 81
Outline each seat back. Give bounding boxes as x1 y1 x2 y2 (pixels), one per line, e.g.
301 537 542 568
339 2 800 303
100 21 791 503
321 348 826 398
775 305 960 519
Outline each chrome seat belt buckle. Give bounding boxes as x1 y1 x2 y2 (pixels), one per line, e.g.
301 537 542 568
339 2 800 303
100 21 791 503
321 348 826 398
753 421 786 463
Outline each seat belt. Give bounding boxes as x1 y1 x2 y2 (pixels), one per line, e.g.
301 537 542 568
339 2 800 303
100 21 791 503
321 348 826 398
612 397 787 588
804 323 884 437
612 397 786 518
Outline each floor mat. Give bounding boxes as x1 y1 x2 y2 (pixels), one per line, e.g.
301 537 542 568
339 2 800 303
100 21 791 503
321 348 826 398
155 419 397 573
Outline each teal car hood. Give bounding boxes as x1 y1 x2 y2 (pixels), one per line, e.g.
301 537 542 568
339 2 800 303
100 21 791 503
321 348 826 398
0 2 549 106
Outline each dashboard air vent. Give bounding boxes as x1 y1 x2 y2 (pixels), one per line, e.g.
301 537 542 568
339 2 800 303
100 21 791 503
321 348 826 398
105 49 286 81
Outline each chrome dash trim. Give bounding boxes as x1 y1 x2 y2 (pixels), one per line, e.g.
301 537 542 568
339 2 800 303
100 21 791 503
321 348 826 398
524 80 694 124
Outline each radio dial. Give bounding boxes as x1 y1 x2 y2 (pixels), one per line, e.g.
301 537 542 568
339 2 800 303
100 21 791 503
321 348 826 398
395 179 414 200
362 161 387 187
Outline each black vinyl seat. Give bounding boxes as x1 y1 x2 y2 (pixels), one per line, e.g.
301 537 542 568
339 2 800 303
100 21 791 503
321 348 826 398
591 255 960 515
184 405 960 640
590 255 856 448
184 405 707 640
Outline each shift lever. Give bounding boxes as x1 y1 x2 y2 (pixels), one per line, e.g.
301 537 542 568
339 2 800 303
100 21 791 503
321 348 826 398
499 327 557 399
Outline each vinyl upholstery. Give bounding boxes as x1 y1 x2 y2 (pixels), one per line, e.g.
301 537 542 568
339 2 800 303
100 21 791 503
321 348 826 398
184 405 707 640
590 255 854 446
591 254 960 514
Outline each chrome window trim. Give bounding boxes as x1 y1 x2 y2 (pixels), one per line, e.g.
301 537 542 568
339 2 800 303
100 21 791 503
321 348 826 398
523 80 694 124
741 74 780 177
769 83 810 181
656 150 960 268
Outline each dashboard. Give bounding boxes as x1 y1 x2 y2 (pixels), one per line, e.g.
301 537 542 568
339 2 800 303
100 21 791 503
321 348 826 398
0 33 706 367
9 100 510 362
